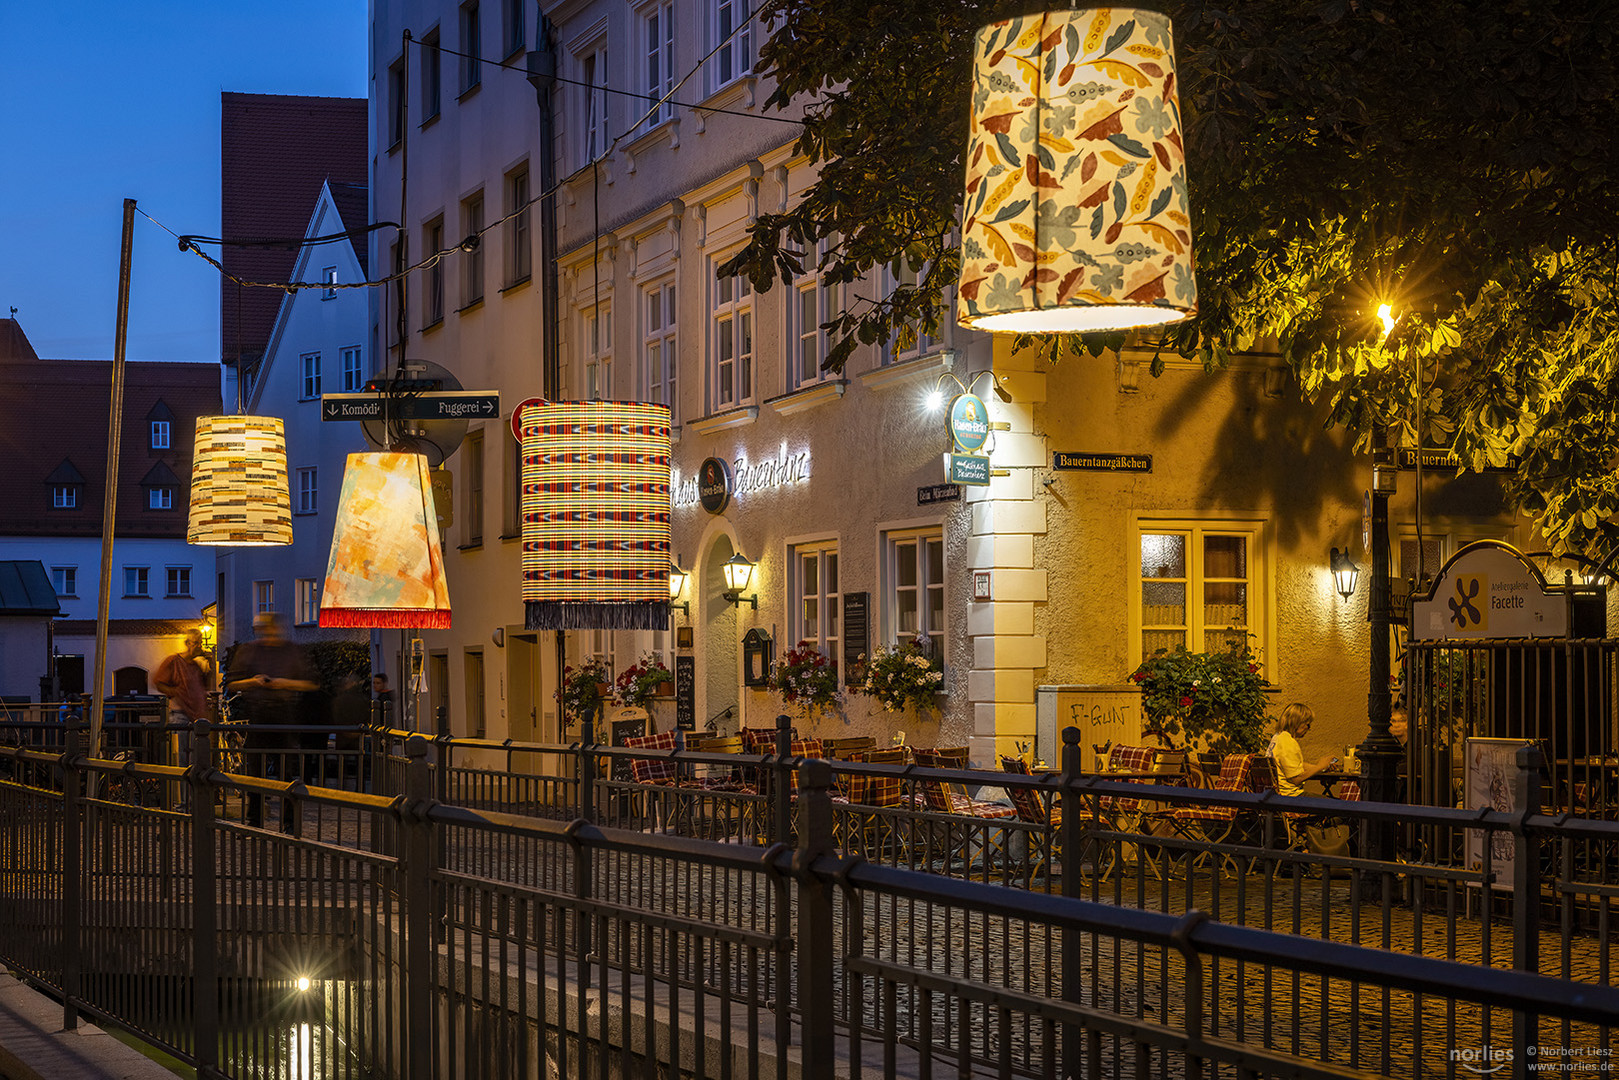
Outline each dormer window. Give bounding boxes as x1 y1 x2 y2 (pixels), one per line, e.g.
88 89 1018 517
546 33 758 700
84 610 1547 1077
151 420 171 449
140 461 182 512
148 487 173 510
53 486 78 509
45 458 87 511
146 399 177 451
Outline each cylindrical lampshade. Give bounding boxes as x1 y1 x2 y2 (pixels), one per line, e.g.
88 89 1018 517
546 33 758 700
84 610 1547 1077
521 400 672 630
319 452 452 629
958 9 1196 334
187 415 293 546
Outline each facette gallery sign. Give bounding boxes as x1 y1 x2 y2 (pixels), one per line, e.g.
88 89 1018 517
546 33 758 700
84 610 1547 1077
673 442 812 513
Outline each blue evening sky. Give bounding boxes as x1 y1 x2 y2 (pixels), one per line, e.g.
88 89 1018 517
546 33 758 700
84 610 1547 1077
0 2 368 365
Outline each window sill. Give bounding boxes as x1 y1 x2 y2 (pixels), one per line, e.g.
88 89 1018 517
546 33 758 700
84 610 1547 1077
500 276 533 296
499 532 521 543
623 116 680 161
422 315 445 333
458 81 481 103
165 594 193 600
457 296 485 316
387 138 402 155
859 348 956 392
293 510 316 517
768 380 847 416
457 541 484 552
503 45 524 63
697 76 757 122
688 407 759 435
420 110 441 130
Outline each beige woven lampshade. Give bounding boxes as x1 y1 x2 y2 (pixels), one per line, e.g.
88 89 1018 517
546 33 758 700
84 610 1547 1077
958 8 1196 334
319 452 452 629
186 415 293 546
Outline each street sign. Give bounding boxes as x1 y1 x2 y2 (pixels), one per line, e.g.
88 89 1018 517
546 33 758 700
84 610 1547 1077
321 391 500 422
1395 447 1518 473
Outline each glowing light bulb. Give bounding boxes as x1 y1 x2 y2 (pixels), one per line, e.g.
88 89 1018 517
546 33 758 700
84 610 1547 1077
296 976 312 993
1377 303 1395 338
924 388 945 412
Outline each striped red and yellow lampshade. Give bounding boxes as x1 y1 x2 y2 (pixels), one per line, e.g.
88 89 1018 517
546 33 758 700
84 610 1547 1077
520 400 671 630
958 8 1196 333
187 415 293 546
319 451 451 629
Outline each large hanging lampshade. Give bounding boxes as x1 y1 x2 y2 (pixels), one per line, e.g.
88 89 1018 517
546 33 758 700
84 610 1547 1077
187 415 293 546
958 9 1196 334
520 400 672 630
319 451 451 628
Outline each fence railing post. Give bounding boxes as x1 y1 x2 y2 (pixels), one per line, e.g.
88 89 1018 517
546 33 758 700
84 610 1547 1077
1059 725 1083 1079
60 730 82 1032
1512 743 1544 1071
775 712 793 846
190 720 219 1077
403 737 435 1080
794 758 836 1080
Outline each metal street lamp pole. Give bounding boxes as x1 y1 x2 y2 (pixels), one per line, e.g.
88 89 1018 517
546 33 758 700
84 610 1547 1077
1359 446 1403 856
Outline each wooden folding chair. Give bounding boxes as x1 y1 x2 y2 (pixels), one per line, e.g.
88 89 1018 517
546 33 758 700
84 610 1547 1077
912 746 1015 874
1001 756 1060 883
835 746 908 857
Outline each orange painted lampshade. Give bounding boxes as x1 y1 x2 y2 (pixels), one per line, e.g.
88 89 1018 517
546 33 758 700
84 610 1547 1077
319 452 451 629
958 9 1196 333
187 415 293 546
520 400 672 630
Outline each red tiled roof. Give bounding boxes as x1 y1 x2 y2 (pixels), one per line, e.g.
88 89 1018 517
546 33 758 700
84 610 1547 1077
220 93 367 367
0 334 221 539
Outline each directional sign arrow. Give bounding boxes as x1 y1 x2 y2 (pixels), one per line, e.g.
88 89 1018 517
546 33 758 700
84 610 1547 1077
321 391 500 422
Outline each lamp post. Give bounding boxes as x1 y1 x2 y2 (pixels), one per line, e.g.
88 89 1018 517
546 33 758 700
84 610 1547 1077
1358 449 1403 856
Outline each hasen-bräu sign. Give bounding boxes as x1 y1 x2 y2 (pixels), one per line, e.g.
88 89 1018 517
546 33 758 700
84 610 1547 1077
673 443 812 513
1412 540 1569 641
948 393 991 452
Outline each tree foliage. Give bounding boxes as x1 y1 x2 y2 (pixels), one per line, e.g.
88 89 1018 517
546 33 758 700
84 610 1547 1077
728 0 1619 555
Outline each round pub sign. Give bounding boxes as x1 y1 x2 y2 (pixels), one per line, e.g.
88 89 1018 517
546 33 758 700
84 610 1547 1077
698 456 732 514
949 393 990 453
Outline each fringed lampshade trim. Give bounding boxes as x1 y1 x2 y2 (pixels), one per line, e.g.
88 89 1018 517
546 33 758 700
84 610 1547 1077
320 608 452 630
526 600 670 631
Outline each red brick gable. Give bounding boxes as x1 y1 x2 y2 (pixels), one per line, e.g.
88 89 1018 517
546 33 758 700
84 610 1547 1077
0 343 221 539
220 93 367 369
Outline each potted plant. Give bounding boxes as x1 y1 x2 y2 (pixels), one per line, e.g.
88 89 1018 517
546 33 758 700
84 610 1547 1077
769 641 843 717
613 652 675 709
856 637 945 717
1128 639 1270 757
557 656 612 730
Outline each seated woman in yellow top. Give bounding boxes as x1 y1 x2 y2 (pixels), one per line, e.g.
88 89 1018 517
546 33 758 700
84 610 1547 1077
1266 702 1338 796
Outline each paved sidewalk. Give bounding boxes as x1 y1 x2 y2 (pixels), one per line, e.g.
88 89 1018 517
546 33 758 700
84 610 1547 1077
0 974 178 1080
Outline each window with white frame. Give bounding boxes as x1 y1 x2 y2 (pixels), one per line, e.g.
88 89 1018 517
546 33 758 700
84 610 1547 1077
710 264 753 410
642 2 675 127
642 281 677 419
461 191 484 306
501 0 524 57
166 566 192 598
296 467 318 515
52 486 78 509
342 346 363 391
322 266 338 299
424 215 445 326
790 248 836 389
124 566 150 598
580 45 610 165
421 28 442 121
882 258 938 364
147 487 173 510
254 580 275 614
295 578 319 625
1135 521 1266 667
505 165 531 284
711 0 752 92
459 1 482 94
793 541 840 662
885 527 944 656
301 352 321 399
150 420 170 449
51 566 76 598
583 304 611 400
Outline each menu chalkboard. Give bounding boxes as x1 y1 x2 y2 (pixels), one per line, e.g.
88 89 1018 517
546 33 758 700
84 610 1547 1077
675 655 696 731
842 591 869 686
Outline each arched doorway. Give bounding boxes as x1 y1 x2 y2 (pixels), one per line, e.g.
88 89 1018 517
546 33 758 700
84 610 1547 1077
703 537 741 734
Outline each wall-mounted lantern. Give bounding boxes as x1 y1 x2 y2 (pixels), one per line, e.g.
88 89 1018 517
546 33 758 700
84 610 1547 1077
742 628 774 687
669 559 690 618
722 552 757 609
1330 547 1361 601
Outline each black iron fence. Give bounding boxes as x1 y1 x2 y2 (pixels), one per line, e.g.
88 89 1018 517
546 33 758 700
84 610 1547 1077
2 719 1619 1078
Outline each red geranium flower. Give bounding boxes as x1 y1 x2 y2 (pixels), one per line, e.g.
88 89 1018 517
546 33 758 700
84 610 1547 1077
1179 695 1193 709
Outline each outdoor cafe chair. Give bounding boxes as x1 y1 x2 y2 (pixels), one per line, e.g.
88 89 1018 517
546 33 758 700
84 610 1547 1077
1001 755 1061 883
833 746 909 857
911 746 1015 874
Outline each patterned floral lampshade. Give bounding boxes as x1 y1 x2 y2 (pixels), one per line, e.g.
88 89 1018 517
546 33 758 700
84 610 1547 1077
187 415 293 546
319 452 451 629
958 9 1196 333
520 400 672 630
